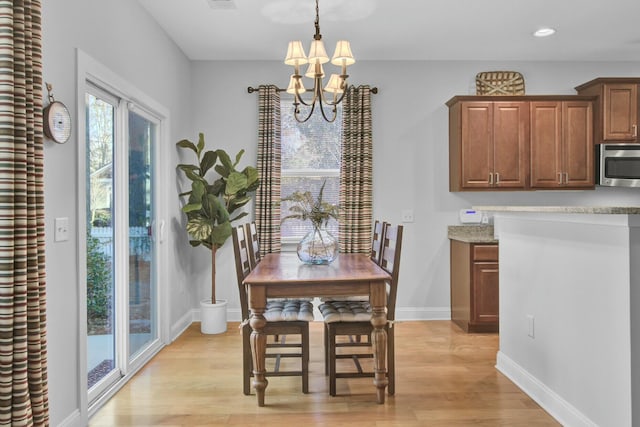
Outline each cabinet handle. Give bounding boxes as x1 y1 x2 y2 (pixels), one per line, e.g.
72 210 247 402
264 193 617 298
633 124 638 138
495 172 500 184
558 172 563 184
489 172 493 185
564 172 569 184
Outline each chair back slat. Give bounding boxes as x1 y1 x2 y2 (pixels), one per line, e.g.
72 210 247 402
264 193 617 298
232 224 252 320
379 224 403 321
370 220 386 264
246 221 261 268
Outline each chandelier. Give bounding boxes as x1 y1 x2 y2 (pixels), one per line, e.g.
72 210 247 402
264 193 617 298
284 0 355 123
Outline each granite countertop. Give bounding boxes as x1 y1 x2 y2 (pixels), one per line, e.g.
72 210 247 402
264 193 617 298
447 225 498 243
473 206 640 214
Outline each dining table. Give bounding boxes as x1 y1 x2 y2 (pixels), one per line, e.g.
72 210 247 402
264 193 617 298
243 252 392 406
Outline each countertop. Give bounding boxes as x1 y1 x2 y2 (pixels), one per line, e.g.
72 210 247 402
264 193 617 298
447 225 498 243
472 206 640 214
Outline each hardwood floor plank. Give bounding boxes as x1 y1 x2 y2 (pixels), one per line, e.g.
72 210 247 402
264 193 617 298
90 321 559 426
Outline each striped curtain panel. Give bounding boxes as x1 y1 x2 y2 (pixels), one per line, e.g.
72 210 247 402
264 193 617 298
0 1 49 426
255 85 282 253
339 85 373 254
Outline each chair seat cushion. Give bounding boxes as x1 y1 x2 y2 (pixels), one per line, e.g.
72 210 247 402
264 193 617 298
319 301 372 323
264 299 314 322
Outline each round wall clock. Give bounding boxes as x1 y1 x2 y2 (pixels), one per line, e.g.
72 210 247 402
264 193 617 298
43 83 71 144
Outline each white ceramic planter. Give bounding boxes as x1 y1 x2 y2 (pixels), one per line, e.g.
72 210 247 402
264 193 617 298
200 299 227 334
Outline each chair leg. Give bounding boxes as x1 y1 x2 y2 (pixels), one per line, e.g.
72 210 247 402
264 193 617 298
302 325 309 394
324 323 329 376
242 326 252 395
328 325 337 396
388 326 395 396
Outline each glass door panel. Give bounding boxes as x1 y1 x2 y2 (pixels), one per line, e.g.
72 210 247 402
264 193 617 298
86 92 118 393
128 111 157 359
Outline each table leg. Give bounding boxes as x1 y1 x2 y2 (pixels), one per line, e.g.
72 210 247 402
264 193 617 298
370 280 388 403
249 287 268 406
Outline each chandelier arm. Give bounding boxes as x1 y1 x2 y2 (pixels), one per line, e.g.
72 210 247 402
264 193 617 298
294 99 317 123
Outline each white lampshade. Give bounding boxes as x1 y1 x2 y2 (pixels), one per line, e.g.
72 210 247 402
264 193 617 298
305 61 325 78
324 74 344 94
285 41 308 66
286 75 306 95
331 40 355 66
308 39 329 64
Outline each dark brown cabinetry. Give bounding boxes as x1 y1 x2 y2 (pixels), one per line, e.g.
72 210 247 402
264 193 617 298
448 100 528 191
448 95 595 191
576 78 640 143
530 101 594 189
450 240 499 333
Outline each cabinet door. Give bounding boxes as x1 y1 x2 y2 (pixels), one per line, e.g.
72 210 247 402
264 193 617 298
472 261 499 324
493 102 528 188
460 102 493 188
530 102 563 188
563 101 594 187
603 83 638 142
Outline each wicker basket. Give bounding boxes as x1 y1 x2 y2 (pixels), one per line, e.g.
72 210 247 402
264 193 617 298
475 71 525 95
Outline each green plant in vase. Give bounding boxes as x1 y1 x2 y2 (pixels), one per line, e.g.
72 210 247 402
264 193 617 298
281 180 340 264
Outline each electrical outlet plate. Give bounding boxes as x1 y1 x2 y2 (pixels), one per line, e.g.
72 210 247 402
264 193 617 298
54 217 69 242
401 209 414 223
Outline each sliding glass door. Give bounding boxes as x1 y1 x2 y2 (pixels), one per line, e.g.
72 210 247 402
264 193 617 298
85 85 160 404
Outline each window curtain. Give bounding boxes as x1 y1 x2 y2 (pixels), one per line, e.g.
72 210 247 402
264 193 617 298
339 85 373 254
255 85 282 253
0 1 49 426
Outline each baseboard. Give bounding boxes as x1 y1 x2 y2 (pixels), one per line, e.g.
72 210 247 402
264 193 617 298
496 351 597 427
170 309 195 342
55 409 82 427
395 306 450 321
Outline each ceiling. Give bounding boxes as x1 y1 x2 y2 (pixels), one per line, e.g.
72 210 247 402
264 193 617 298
138 0 640 62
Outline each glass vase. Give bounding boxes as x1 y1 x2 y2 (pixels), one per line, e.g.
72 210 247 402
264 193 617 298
297 227 339 265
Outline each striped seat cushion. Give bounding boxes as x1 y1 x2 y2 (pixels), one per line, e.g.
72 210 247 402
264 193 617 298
319 301 372 323
264 299 314 322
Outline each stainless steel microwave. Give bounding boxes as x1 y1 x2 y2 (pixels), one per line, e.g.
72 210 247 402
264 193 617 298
597 143 640 187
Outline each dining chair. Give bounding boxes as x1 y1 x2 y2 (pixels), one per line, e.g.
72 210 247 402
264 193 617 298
245 221 261 268
232 224 313 395
370 220 386 264
319 223 403 396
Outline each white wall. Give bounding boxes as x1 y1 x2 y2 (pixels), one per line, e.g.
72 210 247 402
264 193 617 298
190 59 640 321
42 1 192 425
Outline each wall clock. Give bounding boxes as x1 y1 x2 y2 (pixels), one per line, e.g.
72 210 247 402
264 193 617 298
43 83 71 144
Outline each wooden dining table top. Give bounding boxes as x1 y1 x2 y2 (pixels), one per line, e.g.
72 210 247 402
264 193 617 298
244 252 390 286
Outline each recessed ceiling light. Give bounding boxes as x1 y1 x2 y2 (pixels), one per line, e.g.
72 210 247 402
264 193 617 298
533 28 556 37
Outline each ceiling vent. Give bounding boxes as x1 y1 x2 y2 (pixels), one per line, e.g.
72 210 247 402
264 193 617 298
207 0 237 10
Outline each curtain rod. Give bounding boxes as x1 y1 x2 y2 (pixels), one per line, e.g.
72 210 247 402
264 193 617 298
247 86 378 94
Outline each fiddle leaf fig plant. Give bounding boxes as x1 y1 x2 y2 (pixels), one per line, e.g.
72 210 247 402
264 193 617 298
177 133 259 303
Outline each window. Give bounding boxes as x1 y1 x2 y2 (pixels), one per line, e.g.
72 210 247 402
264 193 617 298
280 99 342 242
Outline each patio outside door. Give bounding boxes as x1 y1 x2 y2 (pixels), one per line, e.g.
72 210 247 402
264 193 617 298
85 85 160 404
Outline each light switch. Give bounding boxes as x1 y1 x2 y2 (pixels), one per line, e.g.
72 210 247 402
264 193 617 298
54 217 69 242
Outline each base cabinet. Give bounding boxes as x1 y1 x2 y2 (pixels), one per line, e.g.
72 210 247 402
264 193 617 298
450 240 499 333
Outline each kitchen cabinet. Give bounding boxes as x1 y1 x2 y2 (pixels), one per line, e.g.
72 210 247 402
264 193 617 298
575 78 640 143
530 100 594 188
448 99 528 191
450 239 499 333
448 95 596 192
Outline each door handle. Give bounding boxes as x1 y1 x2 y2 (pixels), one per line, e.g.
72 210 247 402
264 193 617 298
633 124 638 138
489 172 493 185
495 172 500 185
558 172 563 184
564 172 569 184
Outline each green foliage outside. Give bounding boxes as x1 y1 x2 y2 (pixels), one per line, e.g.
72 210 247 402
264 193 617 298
86 235 112 334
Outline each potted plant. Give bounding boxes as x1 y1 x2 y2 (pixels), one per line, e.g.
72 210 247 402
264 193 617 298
177 133 259 334
282 180 340 264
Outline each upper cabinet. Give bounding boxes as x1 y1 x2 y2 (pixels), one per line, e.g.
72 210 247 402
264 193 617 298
530 101 594 189
447 95 595 192
448 99 528 191
575 78 640 143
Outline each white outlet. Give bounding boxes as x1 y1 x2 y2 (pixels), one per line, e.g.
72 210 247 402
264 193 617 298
401 209 414 223
527 314 535 338
54 217 69 242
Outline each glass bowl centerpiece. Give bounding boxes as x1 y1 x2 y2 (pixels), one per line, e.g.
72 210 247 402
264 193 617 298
282 181 339 264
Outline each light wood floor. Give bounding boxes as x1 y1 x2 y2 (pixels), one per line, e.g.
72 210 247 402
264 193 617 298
90 321 560 426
